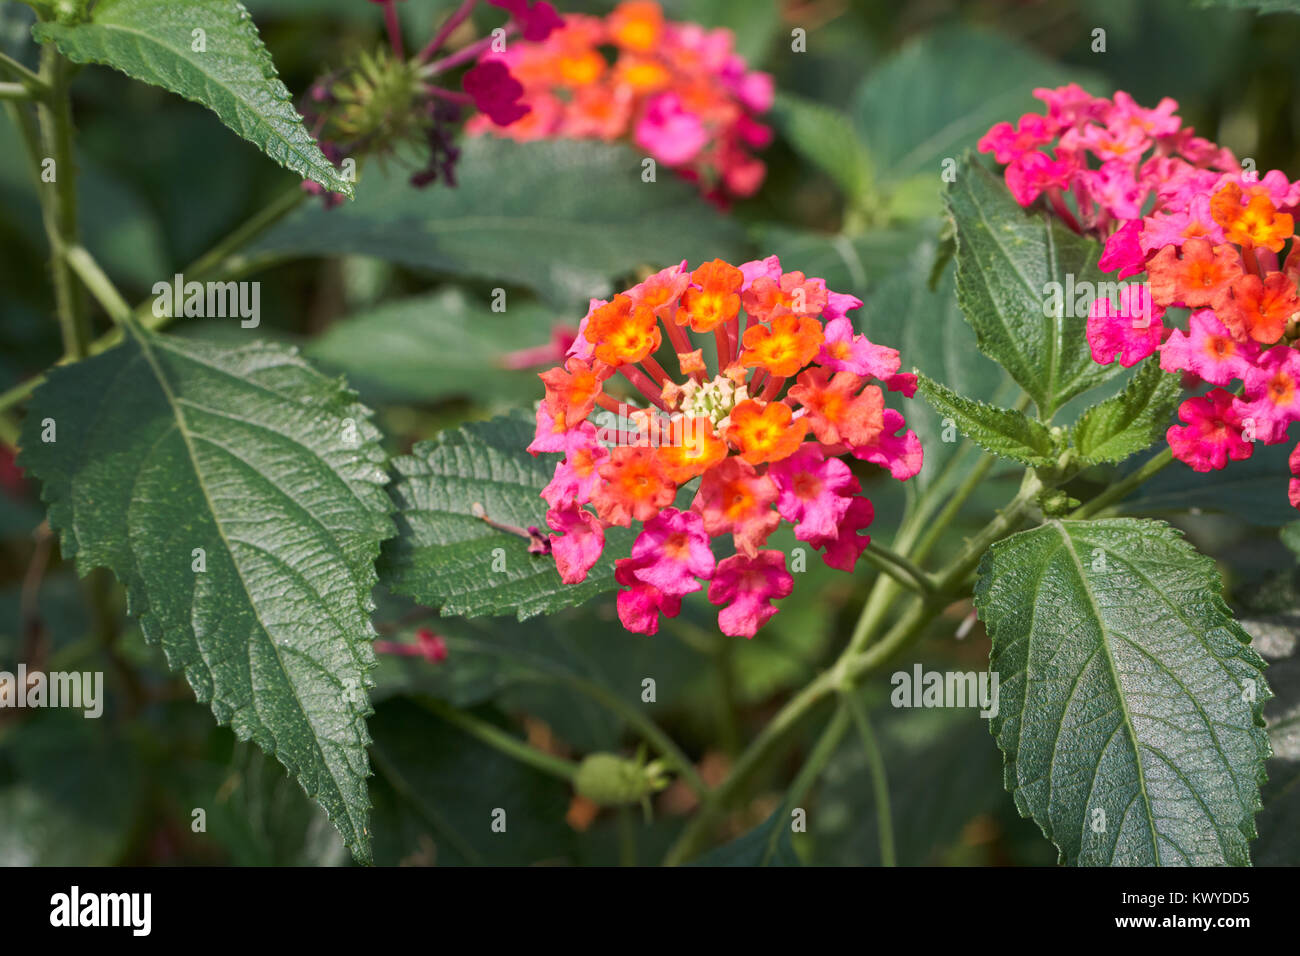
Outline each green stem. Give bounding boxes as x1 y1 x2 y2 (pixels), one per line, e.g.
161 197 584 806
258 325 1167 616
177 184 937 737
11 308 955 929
860 541 937 598
0 51 48 95
0 82 32 100
417 697 578 782
1069 447 1174 519
35 41 91 360
0 412 18 450
841 689 895 866
761 702 850 864
64 246 132 325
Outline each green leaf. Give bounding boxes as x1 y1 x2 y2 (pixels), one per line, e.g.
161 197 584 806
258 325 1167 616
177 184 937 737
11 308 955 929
1245 615 1300 865
975 518 1272 866
916 372 1057 466
687 808 799 866
1074 359 1183 465
853 26 1099 191
368 698 574 866
1119 441 1297 526
306 288 559 406
18 329 394 862
253 139 747 310
33 0 352 196
947 159 1121 418
380 411 629 621
849 236 1018 489
771 93 873 210
1283 522 1300 561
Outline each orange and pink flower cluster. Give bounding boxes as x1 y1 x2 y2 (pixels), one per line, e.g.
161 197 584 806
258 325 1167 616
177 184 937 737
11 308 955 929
468 1 774 200
982 85 1300 510
527 257 922 637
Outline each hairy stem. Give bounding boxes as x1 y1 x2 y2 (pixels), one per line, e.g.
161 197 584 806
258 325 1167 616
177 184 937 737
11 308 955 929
417 697 578 782
1069 447 1174 519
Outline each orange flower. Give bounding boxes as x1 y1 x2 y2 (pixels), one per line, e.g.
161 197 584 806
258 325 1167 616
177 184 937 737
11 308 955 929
726 400 807 465
1146 239 1243 308
680 258 743 332
741 271 828 323
739 315 824 377
593 446 676 525
658 416 728 482
539 358 610 428
1213 272 1300 344
1211 183 1295 252
587 294 662 366
787 368 885 447
608 1 663 53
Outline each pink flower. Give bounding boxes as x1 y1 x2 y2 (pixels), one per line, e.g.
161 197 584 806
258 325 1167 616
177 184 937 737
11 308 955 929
1290 443 1300 510
805 496 874 572
884 372 918 397
822 291 863 322
565 298 606 363
1098 219 1147 279
1159 309 1260 386
547 505 606 583
1086 285 1166 367
463 60 530 126
614 558 681 635
541 424 609 508
692 456 780 556
848 408 923 480
815 317 901 378
978 113 1053 164
767 444 857 541
635 92 709 165
1033 83 1106 131
1241 346 1300 444
1166 389 1255 472
528 401 570 454
1078 161 1144 220
1139 193 1224 254
739 254 782 290
1004 150 1073 206
708 550 793 638
629 507 715 597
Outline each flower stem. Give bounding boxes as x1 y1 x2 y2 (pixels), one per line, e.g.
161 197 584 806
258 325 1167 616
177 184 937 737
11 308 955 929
840 689 895 866
417 0 479 64
416 697 578 782
63 246 132 325
760 702 851 864
1068 447 1174 519
859 541 937 598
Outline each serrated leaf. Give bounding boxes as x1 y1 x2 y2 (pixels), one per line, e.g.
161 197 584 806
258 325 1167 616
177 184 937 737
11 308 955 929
687 808 799 866
1074 359 1183 464
252 138 746 310
771 93 873 209
916 372 1057 466
380 411 629 621
305 288 559 405
853 26 1100 190
947 159 1122 418
975 518 1271 866
33 0 352 196
18 329 394 862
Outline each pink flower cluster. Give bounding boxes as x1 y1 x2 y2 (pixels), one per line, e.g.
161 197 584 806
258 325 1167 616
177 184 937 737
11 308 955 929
466 1 774 201
981 85 1300 512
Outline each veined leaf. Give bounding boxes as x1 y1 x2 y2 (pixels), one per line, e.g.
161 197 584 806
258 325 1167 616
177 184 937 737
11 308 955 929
252 139 746 310
1074 359 1183 464
916 372 1057 466
975 518 1271 866
305 288 560 405
947 159 1121 418
33 0 352 196
380 411 629 621
19 329 393 862
771 92 874 210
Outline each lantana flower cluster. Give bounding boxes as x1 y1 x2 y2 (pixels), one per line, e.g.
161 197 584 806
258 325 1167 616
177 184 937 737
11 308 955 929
527 257 922 637
981 85 1300 510
468 1 774 200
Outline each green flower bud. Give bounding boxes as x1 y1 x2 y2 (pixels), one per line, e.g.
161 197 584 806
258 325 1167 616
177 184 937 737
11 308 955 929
574 753 670 807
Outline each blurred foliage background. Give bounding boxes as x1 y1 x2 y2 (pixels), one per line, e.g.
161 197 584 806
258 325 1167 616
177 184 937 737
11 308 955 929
1 0 1297 866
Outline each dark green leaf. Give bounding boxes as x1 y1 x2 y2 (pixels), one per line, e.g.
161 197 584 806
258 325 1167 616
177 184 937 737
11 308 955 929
380 411 629 621
253 139 747 310
687 808 799 866
33 0 351 196
771 92 873 209
947 159 1121 418
19 328 394 862
1074 360 1183 464
1120 441 1297 526
975 518 1271 865
916 372 1057 466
